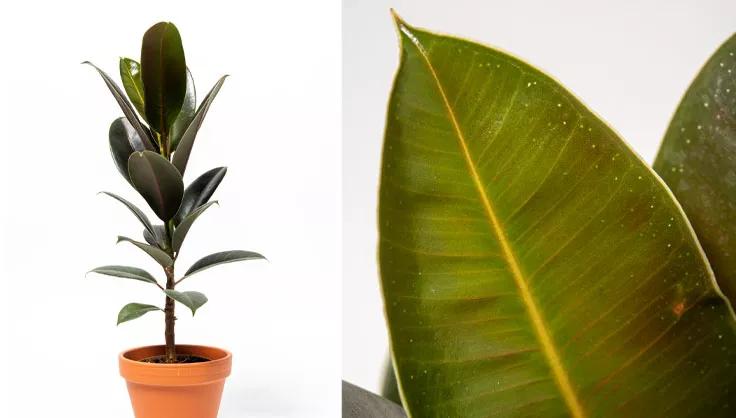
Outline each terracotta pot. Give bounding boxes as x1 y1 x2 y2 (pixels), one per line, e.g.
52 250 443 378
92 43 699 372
119 345 232 418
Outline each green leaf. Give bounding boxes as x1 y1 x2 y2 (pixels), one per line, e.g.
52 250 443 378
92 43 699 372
654 34 736 308
99 191 155 237
183 250 266 279
88 265 159 285
164 289 207 315
117 236 173 268
380 16 736 417
109 117 148 184
117 303 162 325
141 22 187 134
119 58 146 117
128 151 184 221
174 167 227 224
172 201 218 253
342 381 406 418
170 68 196 151
83 61 156 150
172 76 228 175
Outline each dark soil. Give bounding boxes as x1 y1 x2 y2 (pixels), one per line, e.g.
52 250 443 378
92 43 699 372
140 354 210 364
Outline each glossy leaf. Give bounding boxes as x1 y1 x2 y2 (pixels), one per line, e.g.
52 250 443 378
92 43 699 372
170 68 196 150
109 117 147 184
118 303 162 325
119 58 146 117
88 265 158 285
172 76 228 175
141 22 186 134
128 151 184 221
172 201 218 253
117 236 173 268
380 16 736 417
654 34 736 308
183 250 266 279
83 62 155 150
174 167 227 224
143 224 169 250
99 191 155 237
164 289 207 315
342 381 406 418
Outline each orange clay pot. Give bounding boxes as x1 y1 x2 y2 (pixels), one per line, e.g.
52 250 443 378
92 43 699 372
119 345 232 418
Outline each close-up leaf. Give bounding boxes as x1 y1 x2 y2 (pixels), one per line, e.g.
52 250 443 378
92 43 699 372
380 15 736 417
117 303 162 325
164 289 207 315
183 250 266 279
172 76 228 175
88 265 159 285
128 150 184 221
140 21 187 134
174 166 227 224
99 191 155 237
84 61 155 150
170 68 197 151
117 236 173 268
119 58 146 118
109 117 147 184
172 201 218 253
654 34 736 308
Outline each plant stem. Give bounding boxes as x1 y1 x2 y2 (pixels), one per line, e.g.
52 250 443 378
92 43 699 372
164 264 176 363
162 131 176 363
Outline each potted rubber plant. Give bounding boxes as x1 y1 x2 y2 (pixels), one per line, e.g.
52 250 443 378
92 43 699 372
85 22 264 418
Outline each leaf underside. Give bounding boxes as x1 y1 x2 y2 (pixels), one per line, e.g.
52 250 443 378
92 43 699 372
654 34 736 309
89 265 158 285
117 235 173 268
380 17 736 417
164 289 207 315
184 250 266 278
117 303 161 325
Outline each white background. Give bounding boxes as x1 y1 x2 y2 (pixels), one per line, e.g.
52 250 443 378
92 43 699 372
0 1 341 417
343 0 736 393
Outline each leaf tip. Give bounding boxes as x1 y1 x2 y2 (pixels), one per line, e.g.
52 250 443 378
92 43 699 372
390 9 408 30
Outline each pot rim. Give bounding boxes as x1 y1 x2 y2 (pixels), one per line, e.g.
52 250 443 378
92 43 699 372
119 344 232 386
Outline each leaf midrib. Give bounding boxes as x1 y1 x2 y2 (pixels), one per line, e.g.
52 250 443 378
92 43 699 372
399 24 586 418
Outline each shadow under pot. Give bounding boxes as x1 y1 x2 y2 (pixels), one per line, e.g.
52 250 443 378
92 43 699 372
119 345 232 418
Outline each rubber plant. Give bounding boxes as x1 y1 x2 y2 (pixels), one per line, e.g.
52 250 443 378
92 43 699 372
84 22 264 418
365 12 736 418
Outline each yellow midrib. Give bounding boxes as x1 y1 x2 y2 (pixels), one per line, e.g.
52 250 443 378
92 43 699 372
401 27 585 418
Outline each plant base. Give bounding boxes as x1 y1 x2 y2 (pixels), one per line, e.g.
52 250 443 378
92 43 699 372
119 345 232 418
